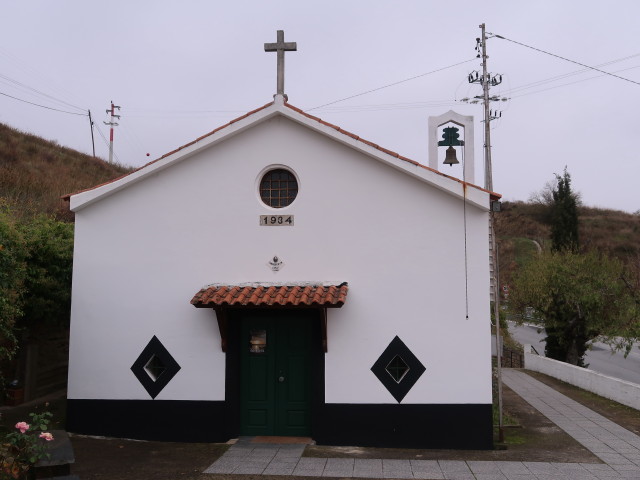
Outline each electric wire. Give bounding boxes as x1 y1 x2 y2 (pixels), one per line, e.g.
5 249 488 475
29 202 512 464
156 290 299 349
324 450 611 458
0 90 88 116
493 34 640 87
95 124 122 164
504 53 640 95
0 72 86 112
0 46 88 112
118 122 148 163
107 53 640 120
461 144 469 320
306 58 477 111
509 64 640 99
314 100 461 114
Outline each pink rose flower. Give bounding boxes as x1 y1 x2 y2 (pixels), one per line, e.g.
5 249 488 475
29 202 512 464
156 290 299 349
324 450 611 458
15 422 29 433
39 432 54 441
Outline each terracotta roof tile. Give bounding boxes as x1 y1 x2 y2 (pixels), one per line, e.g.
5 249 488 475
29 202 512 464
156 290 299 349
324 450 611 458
191 282 348 309
378 146 399 158
319 119 340 131
340 130 360 141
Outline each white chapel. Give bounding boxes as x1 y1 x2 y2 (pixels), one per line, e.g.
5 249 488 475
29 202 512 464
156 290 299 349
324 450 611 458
65 31 499 449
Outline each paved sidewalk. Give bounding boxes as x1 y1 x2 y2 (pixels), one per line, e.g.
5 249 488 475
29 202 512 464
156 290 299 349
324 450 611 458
204 369 640 479
503 369 640 472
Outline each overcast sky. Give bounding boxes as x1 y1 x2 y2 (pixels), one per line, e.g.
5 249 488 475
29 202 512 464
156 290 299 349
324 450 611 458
1 1 638 212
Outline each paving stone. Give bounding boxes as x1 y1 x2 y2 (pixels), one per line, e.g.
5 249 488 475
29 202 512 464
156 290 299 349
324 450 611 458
492 474 535 480
267 459 299 467
412 471 444 480
555 463 591 473
612 463 640 471
262 464 297 475
590 471 628 478
521 462 560 474
233 465 266 474
473 474 507 480
353 458 383 478
467 461 502 474
614 473 640 480
496 461 530 474
410 460 441 471
296 457 328 468
580 463 618 472
441 474 475 480
598 454 634 465
384 459 412 468
322 468 354 477
322 457 355 477
438 460 471 473
294 470 326 477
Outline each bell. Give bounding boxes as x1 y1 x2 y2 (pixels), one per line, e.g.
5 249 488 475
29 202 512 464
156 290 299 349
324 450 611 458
443 146 459 166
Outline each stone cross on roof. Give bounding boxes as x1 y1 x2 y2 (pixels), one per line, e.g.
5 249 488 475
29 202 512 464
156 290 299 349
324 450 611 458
264 30 297 97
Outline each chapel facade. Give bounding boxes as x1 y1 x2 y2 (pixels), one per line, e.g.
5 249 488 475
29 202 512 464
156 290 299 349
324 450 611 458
65 32 498 449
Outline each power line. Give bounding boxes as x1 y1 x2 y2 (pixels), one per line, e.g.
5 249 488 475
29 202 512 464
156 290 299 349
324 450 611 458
504 53 640 95
95 124 121 164
0 45 88 112
0 72 86 112
0 90 88 116
307 58 477 111
493 34 640 87
510 64 640 99
315 100 461 114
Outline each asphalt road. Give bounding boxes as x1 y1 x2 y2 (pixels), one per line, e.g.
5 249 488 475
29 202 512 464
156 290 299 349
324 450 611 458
508 322 640 386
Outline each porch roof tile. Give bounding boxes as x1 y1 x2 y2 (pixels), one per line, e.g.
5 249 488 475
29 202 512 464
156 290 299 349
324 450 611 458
191 282 348 309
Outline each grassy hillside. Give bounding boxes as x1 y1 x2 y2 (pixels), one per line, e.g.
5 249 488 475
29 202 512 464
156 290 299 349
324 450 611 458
0 123 132 221
495 201 640 287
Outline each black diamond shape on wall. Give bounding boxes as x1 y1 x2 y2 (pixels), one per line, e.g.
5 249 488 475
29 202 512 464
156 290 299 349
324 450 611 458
131 336 181 399
371 336 426 403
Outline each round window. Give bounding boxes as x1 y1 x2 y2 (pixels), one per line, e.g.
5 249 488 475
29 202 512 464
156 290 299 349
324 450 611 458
259 168 298 208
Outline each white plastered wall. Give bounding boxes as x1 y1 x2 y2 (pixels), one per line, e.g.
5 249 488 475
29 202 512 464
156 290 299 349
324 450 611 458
68 114 491 404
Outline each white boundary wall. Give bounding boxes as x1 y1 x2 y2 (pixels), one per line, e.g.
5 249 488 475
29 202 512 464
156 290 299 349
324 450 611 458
524 344 640 411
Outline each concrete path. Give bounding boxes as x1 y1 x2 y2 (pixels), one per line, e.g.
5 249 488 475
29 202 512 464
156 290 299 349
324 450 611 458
204 369 640 479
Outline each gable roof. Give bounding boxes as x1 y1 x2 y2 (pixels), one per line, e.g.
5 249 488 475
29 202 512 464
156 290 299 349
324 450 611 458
66 95 500 212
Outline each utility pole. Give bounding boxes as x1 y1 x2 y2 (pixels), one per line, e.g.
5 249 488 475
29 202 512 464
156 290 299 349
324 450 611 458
469 23 505 443
481 23 493 191
88 110 96 157
469 23 503 191
103 101 120 164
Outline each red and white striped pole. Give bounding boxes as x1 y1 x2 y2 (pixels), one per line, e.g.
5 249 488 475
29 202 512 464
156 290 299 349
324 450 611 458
104 101 120 163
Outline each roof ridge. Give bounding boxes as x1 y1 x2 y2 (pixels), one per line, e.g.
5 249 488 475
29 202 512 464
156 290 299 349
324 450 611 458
64 99 500 202
62 101 275 200
282 102 500 199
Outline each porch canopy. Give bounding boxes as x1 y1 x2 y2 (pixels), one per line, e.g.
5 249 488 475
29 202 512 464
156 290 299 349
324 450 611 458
190 282 348 352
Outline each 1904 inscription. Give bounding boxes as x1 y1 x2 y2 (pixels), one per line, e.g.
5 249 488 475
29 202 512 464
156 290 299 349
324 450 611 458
260 215 294 226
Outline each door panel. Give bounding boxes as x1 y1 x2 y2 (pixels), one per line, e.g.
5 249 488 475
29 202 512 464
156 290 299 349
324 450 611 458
241 337 274 434
240 311 311 436
276 317 310 435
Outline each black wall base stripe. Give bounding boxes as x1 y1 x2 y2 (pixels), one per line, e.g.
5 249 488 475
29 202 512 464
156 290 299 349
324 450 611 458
67 400 492 449
315 403 493 450
66 400 230 443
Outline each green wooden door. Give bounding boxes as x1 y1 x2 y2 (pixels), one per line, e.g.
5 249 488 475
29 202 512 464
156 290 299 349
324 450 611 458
240 312 311 436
